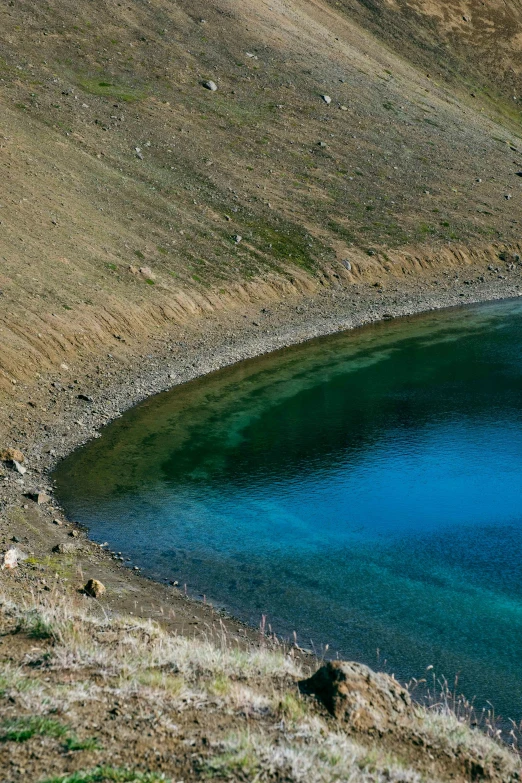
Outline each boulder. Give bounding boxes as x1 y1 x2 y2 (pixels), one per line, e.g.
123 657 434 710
84 578 106 598
27 492 51 505
300 660 413 733
1 548 27 570
52 542 78 554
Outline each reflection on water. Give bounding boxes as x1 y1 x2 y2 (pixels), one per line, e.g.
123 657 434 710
55 298 522 720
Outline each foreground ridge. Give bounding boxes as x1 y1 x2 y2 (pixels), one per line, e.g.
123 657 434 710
0 590 519 782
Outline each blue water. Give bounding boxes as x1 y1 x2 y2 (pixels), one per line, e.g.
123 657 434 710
54 298 522 720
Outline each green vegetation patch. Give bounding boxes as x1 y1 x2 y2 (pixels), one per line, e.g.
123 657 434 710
77 77 147 103
41 768 170 783
63 735 102 752
243 218 325 272
0 716 68 742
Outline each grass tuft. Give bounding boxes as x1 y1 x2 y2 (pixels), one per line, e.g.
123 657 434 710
77 77 146 103
0 716 69 742
63 735 102 752
40 768 170 783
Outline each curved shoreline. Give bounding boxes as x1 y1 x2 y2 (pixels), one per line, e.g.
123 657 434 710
1 271 522 653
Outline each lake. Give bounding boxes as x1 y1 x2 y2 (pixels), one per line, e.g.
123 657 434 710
54 298 522 721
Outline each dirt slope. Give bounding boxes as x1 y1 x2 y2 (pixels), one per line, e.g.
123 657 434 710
329 0 522 120
0 0 521 406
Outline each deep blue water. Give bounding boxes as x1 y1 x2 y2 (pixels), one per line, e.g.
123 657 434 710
54 298 522 720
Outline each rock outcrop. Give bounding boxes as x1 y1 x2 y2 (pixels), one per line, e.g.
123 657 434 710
300 660 413 733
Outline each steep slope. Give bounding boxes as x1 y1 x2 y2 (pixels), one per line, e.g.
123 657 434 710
0 0 521 403
329 0 522 122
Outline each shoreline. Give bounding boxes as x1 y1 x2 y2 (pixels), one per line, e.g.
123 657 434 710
1 269 521 656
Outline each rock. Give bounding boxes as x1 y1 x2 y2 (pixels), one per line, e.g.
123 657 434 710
84 578 106 598
27 492 51 505
77 394 93 402
317 141 327 147
499 251 521 264
139 266 155 280
1 548 27 570
233 235 242 244
321 94 332 105
342 259 352 271
53 518 63 526
202 80 218 92
13 461 27 475
69 530 80 538
300 661 413 733
0 448 25 464
52 542 78 554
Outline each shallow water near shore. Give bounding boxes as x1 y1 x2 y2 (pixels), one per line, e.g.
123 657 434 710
55 298 522 720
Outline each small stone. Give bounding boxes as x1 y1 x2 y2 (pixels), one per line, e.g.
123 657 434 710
202 80 218 92
69 530 80 538
77 394 93 402
53 519 63 526
342 259 352 271
340 105 348 111
84 578 106 598
0 448 25 464
321 94 332 105
139 266 155 280
233 235 242 244
13 461 27 475
317 141 327 148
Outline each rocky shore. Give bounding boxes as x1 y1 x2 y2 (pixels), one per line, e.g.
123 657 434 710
2 260 522 782
1 259 521 644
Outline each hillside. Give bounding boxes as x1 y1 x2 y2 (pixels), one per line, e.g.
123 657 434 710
1 0 522 402
1 0 522 780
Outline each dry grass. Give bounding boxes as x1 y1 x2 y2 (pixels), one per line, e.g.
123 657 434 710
204 729 425 783
6 592 302 682
1 591 521 782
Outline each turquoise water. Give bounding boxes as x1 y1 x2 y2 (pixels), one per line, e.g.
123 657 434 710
54 298 522 720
